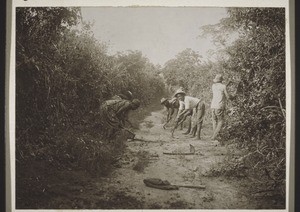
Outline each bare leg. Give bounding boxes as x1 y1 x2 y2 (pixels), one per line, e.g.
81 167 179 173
196 121 203 140
190 125 197 137
182 113 192 135
211 109 217 139
212 114 217 132
183 118 191 134
189 109 195 136
212 119 223 140
163 109 173 129
180 122 183 130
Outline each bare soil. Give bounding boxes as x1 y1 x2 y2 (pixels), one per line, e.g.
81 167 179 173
92 109 256 209
17 107 269 209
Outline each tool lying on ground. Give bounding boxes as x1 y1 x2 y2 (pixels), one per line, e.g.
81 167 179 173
131 137 161 143
122 128 165 143
127 136 164 143
163 144 195 155
143 178 206 190
121 127 136 137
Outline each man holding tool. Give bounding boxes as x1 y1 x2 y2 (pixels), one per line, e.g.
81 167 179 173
171 89 205 140
100 98 140 139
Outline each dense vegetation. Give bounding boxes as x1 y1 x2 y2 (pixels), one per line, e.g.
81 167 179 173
16 7 165 175
16 7 286 208
163 8 286 203
218 8 285 199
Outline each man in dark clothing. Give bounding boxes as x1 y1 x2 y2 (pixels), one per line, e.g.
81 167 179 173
112 90 133 101
160 97 181 129
100 98 140 138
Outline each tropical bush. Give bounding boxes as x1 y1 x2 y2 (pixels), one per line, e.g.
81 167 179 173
16 7 165 174
163 8 286 201
217 8 286 198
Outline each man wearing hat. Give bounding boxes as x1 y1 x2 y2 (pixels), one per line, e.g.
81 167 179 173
112 90 133 101
171 89 205 140
100 98 140 138
211 74 230 140
160 97 181 129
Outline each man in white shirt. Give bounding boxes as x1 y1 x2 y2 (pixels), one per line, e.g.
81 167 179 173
171 89 205 140
211 74 230 140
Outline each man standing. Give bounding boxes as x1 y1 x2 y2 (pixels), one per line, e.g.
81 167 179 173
171 89 205 140
210 74 230 140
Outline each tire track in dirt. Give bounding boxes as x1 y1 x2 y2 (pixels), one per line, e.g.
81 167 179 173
95 108 256 209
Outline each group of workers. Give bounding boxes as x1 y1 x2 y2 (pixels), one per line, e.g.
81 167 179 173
161 74 231 141
100 73 231 141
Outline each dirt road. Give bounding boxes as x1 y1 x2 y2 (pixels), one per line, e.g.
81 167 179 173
26 108 259 209
87 108 255 209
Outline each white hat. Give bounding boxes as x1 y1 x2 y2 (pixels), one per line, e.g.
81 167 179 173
213 74 223 83
174 89 186 97
160 98 168 104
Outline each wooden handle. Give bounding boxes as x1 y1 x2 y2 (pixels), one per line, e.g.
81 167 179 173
163 152 195 155
176 185 206 189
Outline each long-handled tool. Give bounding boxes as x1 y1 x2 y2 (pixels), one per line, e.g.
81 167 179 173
143 178 205 190
121 127 164 143
175 184 206 189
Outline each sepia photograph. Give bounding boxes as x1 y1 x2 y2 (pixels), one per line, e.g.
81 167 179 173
8 0 291 211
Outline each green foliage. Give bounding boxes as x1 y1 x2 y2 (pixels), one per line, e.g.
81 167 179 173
16 7 165 174
210 8 285 199
163 48 202 90
163 8 286 200
112 51 165 104
219 8 286 197
206 155 248 178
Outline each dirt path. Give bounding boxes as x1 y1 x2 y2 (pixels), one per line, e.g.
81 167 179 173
17 107 281 209
88 108 256 209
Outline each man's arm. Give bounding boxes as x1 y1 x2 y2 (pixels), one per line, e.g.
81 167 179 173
122 113 133 127
176 111 189 126
170 100 186 134
167 108 174 122
171 109 189 136
125 120 133 127
177 108 186 118
224 85 231 100
116 102 131 117
174 101 186 126
115 102 131 127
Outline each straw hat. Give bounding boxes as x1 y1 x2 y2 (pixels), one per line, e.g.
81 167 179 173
174 89 186 97
160 98 168 104
213 74 223 83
